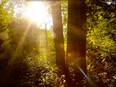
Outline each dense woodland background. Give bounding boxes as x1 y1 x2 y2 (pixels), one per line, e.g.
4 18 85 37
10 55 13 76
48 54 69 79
0 0 116 87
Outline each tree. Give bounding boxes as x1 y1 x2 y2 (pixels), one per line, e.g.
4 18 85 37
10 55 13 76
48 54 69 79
51 0 87 86
66 0 87 86
50 0 65 77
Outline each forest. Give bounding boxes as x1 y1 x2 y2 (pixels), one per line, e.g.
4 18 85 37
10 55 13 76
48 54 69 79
0 0 116 87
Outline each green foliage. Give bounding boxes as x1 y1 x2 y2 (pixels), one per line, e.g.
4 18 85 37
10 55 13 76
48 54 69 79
86 0 116 86
2 15 61 87
0 0 13 32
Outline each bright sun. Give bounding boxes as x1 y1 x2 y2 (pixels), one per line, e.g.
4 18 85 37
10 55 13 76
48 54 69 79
25 1 52 29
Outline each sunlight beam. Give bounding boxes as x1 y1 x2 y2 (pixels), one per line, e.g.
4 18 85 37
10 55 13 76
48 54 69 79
6 21 32 77
78 66 97 87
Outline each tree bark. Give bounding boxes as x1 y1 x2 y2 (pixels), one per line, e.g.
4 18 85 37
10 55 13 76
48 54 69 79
50 0 65 76
66 0 87 86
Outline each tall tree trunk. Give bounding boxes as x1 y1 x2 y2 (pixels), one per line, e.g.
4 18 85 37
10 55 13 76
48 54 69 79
66 0 87 86
50 0 65 76
50 1 76 87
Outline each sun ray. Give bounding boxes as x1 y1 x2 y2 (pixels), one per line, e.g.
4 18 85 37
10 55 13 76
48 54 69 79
6 20 32 76
78 66 97 87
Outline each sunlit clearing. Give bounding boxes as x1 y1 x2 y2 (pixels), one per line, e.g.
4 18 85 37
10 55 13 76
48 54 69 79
25 1 52 29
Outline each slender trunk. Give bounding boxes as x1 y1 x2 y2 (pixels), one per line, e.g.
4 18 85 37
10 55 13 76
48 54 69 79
66 0 87 86
50 0 65 76
45 23 48 51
